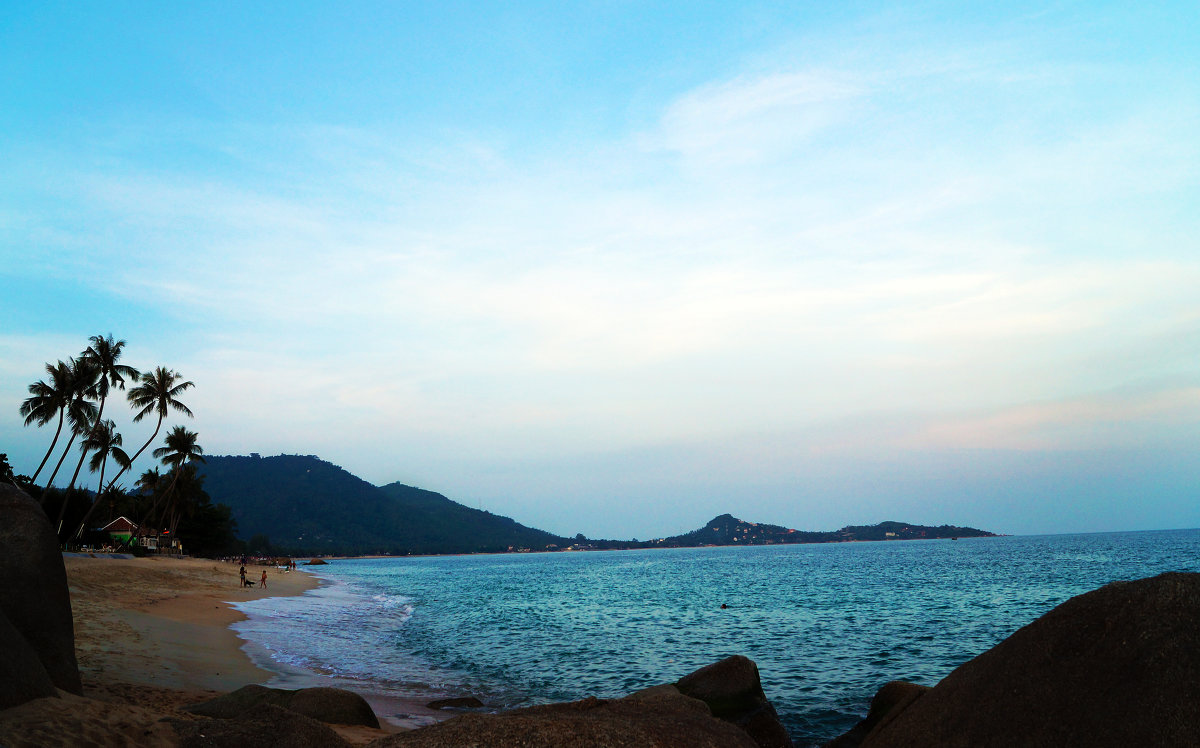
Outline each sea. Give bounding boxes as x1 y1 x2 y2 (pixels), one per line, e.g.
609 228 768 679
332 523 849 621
230 529 1200 747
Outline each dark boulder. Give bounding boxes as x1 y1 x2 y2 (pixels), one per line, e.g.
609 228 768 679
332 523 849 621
824 681 929 748
676 655 793 748
860 572 1200 747
0 483 82 696
366 690 758 748
290 687 381 728
0 609 58 710
173 702 352 748
187 684 379 728
426 696 484 710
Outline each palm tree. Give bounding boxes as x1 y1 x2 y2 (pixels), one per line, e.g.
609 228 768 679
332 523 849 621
42 357 99 492
165 464 205 539
131 426 204 549
70 420 131 543
104 366 194 494
19 361 72 483
62 335 139 497
136 467 163 495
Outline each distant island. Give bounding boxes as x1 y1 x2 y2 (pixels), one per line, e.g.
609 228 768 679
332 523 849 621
196 454 995 557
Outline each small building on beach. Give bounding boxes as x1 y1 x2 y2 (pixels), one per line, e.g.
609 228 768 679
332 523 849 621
99 516 138 543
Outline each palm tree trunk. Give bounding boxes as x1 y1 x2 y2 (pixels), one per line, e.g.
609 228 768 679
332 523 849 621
103 414 162 495
63 394 106 499
120 466 181 553
41 429 80 510
71 456 108 543
30 408 65 483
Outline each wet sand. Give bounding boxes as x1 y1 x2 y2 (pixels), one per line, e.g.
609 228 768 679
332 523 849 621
0 555 423 746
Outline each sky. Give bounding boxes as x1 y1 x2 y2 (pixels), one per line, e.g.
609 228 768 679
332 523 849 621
2 1 1198 540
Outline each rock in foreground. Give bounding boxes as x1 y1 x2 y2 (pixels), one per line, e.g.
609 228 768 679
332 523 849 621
0 484 82 703
368 690 758 748
187 684 380 728
173 702 351 748
676 655 793 748
845 571 1200 747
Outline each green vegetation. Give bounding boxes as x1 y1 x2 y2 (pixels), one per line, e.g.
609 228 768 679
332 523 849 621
196 454 568 556
16 334 236 556
197 454 996 557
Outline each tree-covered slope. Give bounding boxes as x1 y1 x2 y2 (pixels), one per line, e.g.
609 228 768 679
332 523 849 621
377 482 567 554
196 454 568 555
650 514 995 547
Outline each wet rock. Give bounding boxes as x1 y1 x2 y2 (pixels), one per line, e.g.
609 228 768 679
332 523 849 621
188 684 379 728
0 484 82 696
426 696 484 710
860 572 1200 747
366 691 758 748
676 655 793 748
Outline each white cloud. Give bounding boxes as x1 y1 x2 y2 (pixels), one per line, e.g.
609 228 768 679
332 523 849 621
646 70 864 164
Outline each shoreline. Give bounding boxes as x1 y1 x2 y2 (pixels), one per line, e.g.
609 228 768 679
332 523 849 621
65 554 319 693
48 554 428 745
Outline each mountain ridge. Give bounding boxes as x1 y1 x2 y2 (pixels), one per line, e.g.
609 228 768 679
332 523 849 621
195 453 994 556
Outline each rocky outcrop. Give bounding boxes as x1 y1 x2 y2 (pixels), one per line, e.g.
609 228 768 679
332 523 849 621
676 655 793 748
187 684 380 728
0 484 82 698
824 681 929 748
367 689 758 748
851 572 1200 747
367 656 794 748
173 702 352 748
0 611 58 710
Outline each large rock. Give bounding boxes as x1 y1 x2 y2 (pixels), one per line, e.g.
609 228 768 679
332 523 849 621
0 610 58 710
173 702 352 748
367 690 759 748
676 655 793 748
859 572 1200 747
0 484 82 696
824 681 929 748
187 684 380 728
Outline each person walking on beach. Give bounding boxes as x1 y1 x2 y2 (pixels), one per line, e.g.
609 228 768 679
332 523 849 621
239 565 246 587
260 569 268 588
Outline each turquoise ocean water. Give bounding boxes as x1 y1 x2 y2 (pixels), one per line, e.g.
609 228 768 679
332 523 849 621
232 529 1200 746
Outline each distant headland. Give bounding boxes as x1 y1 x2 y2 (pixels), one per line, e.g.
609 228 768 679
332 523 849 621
196 454 995 557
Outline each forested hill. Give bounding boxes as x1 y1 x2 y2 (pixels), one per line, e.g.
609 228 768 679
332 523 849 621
196 454 996 556
648 514 995 547
196 454 568 556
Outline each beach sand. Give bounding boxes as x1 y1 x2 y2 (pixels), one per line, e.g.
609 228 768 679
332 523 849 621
0 555 419 747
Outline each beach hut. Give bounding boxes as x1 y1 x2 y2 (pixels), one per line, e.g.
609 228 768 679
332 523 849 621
99 516 138 543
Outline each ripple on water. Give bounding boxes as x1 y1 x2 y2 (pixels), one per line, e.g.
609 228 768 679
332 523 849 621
231 530 1200 747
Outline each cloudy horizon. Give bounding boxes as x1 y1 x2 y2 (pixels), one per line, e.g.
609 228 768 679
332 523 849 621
3 1 1198 539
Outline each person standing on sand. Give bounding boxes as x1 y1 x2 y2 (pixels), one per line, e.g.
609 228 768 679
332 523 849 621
260 569 268 588
239 565 246 587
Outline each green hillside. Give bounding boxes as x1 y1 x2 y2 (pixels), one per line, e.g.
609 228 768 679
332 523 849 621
196 454 567 556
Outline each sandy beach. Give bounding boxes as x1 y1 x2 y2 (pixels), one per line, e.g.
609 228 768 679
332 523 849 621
0 555 409 747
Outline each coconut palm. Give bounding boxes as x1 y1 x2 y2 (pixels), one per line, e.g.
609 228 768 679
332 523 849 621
104 366 194 494
42 357 100 492
164 464 205 539
19 360 72 483
154 425 205 470
129 426 204 549
136 467 163 495
70 420 131 542
62 335 139 496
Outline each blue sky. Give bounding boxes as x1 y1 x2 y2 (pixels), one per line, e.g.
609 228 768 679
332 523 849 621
2 1 1198 539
